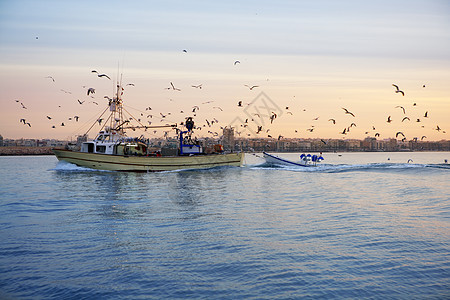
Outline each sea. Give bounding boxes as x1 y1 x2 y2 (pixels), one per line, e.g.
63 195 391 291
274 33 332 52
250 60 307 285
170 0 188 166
0 152 449 299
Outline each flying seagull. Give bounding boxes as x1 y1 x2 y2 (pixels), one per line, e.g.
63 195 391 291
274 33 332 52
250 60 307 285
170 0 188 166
169 82 181 91
97 74 111 80
234 60 240 65
87 88 95 96
45 76 55 82
392 84 405 96
396 131 405 138
244 85 259 90
91 70 110 80
395 106 406 114
342 107 355 117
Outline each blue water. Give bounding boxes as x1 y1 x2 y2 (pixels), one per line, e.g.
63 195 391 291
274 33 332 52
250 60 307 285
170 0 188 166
0 153 449 299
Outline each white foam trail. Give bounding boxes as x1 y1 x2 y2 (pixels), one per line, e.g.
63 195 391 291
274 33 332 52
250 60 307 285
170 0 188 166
50 161 110 172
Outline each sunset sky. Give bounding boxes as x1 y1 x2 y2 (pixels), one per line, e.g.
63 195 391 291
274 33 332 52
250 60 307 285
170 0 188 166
1 0 449 141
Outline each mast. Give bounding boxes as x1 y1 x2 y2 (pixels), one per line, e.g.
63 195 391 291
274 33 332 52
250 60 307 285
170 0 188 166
109 79 124 136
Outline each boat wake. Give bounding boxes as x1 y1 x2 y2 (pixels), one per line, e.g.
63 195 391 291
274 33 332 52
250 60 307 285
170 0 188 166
248 162 449 173
50 161 111 172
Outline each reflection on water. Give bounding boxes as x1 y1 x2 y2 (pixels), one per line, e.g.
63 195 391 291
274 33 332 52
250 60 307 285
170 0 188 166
1 154 449 299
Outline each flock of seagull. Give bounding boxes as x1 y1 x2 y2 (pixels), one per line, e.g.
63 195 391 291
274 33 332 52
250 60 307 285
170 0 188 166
14 52 446 142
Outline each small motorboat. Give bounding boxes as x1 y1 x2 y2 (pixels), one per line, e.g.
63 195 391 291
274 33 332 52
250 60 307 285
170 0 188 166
263 152 324 167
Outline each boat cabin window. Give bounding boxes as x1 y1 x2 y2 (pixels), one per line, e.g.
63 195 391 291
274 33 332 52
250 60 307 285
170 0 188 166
96 145 106 153
81 142 95 153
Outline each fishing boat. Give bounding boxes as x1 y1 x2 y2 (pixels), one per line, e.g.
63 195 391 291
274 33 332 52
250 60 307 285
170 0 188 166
53 83 244 172
263 152 324 167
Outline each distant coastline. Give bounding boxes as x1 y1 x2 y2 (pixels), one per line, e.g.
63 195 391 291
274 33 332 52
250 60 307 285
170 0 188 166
0 147 54 156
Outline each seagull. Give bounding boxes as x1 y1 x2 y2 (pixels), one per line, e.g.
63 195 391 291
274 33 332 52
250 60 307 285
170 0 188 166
74 116 79 122
234 60 240 65
182 49 187 53
342 107 355 117
340 128 347 135
421 136 426 140
375 133 380 137
407 159 413 163
91 70 110 80
90 101 98 105
20 102 27 109
402 117 410 122
87 88 95 96
424 111 428 118
77 99 85 104
396 106 406 114
46 116 52 120
396 132 405 138
238 101 243 107
392 84 405 96
270 112 277 124
61 122 65 126
244 84 258 90
192 106 199 113
387 116 392 123
192 84 202 89
45 76 55 82
328 119 336 124
435 125 441 132
20 118 26 124
97 119 103 125
170 82 181 91
126 83 135 86
213 106 223 111
97 74 111 80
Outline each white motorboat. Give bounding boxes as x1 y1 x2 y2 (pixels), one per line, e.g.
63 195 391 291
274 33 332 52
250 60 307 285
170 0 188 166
263 152 324 167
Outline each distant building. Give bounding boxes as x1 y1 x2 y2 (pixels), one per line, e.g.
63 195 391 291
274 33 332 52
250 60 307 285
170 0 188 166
0 134 3 147
222 127 235 151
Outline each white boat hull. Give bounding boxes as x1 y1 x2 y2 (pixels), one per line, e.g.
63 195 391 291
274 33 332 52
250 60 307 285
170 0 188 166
53 149 244 171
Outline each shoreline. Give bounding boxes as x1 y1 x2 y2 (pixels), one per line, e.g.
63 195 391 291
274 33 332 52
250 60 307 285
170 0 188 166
1 146 449 156
0 147 54 156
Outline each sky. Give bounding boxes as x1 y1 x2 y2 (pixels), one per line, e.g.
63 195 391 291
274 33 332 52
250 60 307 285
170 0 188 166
1 0 449 141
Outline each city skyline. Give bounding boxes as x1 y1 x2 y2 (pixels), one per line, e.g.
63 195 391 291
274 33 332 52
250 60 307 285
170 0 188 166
1 0 449 141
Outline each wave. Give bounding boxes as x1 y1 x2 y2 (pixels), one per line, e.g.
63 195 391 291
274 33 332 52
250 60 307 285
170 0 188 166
49 161 111 172
247 162 449 173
